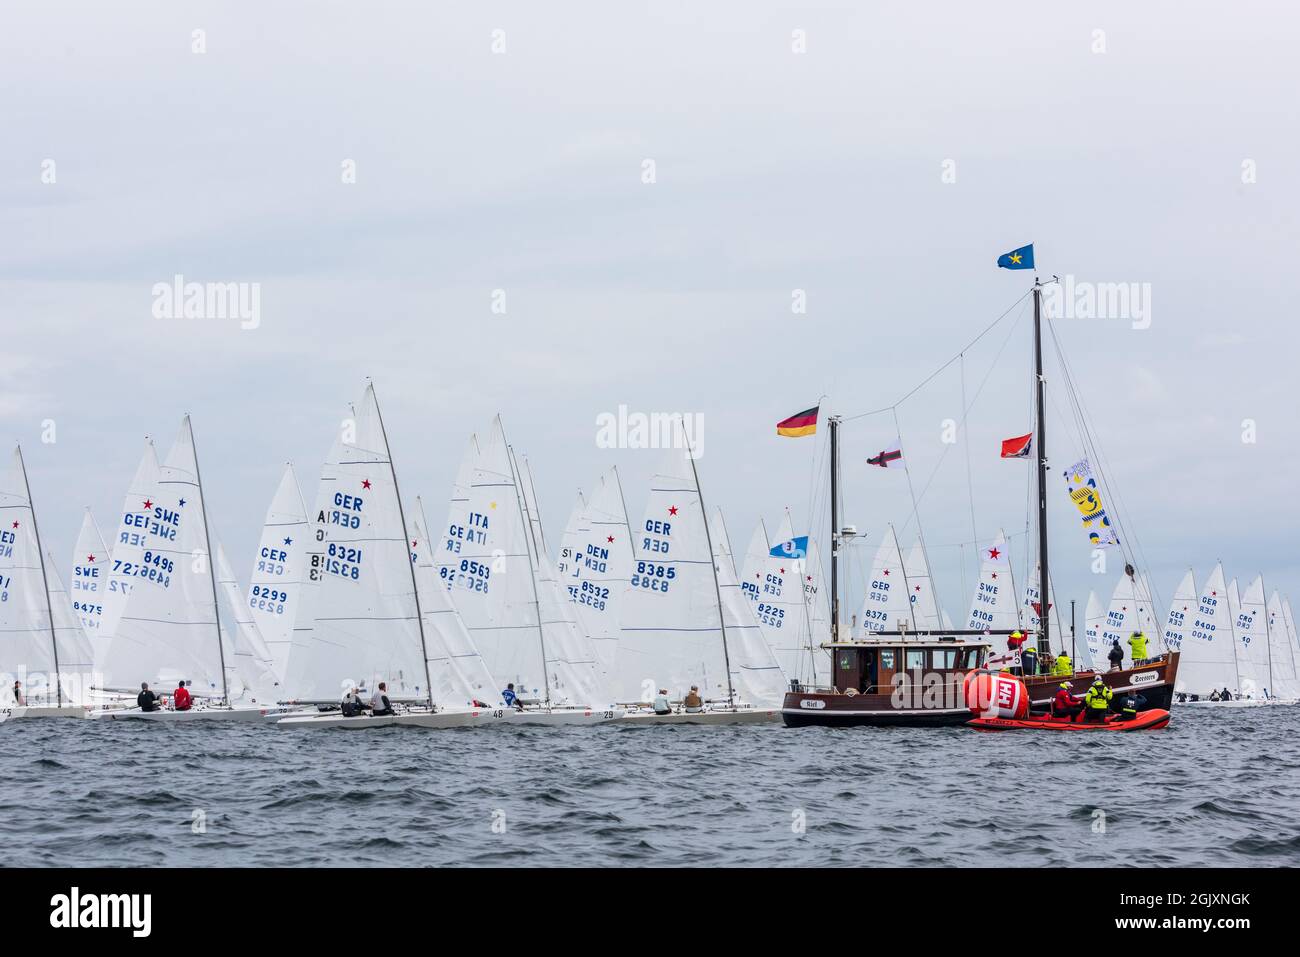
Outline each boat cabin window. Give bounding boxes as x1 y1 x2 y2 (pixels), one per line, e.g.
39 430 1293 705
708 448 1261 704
932 649 957 669
880 650 895 670
904 649 926 671
959 647 985 669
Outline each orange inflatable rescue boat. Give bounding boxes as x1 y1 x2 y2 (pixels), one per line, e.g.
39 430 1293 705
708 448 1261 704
962 671 1171 732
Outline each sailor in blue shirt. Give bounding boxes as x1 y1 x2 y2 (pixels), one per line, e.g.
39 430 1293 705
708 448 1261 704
502 683 525 711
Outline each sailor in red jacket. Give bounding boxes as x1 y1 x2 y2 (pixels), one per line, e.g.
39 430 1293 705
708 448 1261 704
1050 681 1083 721
173 680 192 712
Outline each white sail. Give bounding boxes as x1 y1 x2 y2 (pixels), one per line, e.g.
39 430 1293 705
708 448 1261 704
215 542 280 703
1083 591 1104 670
283 386 429 703
1101 573 1161 669
1234 576 1273 699
44 554 95 703
69 509 111 646
517 454 550 562
1266 590 1299 700
1162 569 1197 653
859 525 913 635
710 506 738 580
965 531 1020 634
1179 564 1238 697
739 517 818 687
617 443 734 704
246 464 308 683
437 434 480 590
1286 598 1300 673
0 448 67 704
903 540 942 631
449 417 604 707
411 501 503 708
803 533 832 684
100 439 160 641
103 418 226 695
555 489 588 583
556 468 634 687
1021 564 1064 649
711 519 787 707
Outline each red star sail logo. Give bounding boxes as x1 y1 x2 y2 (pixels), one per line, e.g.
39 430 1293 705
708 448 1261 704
606 535 615 543
362 479 371 490
987 547 1001 560
143 499 153 510
668 505 678 516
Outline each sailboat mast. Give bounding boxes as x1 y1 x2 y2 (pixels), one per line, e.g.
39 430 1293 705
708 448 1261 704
689 441 736 709
829 415 841 643
371 389 435 710
507 443 552 708
188 417 231 705
16 446 62 707
1261 576 1274 698
1032 280 1052 658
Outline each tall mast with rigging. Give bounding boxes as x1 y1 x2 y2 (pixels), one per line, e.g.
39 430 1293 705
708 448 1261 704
1032 278 1052 659
828 415 841 644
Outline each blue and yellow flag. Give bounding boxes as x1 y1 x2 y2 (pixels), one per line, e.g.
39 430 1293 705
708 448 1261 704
997 244 1034 270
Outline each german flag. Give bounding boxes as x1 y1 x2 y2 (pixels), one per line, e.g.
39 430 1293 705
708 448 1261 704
776 406 819 438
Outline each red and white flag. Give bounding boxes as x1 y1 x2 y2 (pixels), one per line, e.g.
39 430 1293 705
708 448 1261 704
1000 433 1032 459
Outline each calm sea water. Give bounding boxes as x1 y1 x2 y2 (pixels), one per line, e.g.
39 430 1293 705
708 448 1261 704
3 706 1298 867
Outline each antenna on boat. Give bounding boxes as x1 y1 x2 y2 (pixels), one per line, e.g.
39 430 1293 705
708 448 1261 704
828 414 842 643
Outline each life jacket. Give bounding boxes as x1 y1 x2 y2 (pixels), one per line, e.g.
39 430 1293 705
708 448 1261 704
1054 654 1071 675
1085 684 1113 709
1128 633 1148 659
174 686 192 711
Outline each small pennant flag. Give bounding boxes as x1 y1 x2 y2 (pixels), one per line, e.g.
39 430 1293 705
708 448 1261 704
770 535 809 559
1000 433 1032 458
867 440 903 468
776 406 819 438
996 244 1034 270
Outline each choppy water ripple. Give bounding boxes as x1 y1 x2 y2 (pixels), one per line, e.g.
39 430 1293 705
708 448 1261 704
2 707 1298 867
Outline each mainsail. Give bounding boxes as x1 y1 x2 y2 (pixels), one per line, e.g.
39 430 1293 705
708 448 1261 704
100 439 160 641
1162 570 1197 653
965 531 1020 634
43 555 95 703
69 509 111 645
437 434 480 590
102 418 226 695
411 501 503 708
711 516 787 706
739 516 818 687
617 443 739 705
0 447 73 704
447 417 604 707
859 525 914 635
247 464 308 684
1179 564 1238 697
903 540 942 631
1265 590 1299 700
555 468 633 687
1233 576 1273 699
283 386 429 703
215 542 280 703
1083 591 1104 670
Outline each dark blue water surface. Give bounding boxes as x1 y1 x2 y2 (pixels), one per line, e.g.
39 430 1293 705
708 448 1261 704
3 706 1297 867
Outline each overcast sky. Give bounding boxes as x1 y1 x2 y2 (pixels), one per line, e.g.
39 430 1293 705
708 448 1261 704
4 1 1297 628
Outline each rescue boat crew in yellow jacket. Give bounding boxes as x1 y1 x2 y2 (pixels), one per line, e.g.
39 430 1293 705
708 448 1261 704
1053 651 1072 676
1084 676 1114 723
1128 630 1149 665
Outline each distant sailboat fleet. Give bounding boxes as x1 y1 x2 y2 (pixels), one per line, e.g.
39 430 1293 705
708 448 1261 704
4 250 1297 726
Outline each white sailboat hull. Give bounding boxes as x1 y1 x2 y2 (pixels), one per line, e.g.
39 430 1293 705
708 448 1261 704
1181 698 1296 709
275 712 400 729
505 707 625 726
4 705 93 720
90 706 272 722
395 709 513 729
618 707 780 726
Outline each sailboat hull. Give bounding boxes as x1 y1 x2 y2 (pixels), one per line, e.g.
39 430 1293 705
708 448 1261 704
90 706 272 722
4 705 93 720
396 709 513 729
506 707 625 726
1022 653 1180 712
618 708 779 726
275 712 399 729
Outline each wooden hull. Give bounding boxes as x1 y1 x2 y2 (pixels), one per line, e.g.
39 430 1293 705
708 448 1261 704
1022 652 1180 710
